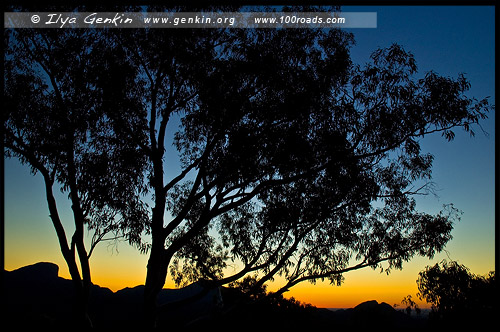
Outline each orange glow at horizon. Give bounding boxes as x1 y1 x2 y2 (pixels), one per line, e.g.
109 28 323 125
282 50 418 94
4 204 495 310
5 236 495 310
5 240 495 310
283 278 431 309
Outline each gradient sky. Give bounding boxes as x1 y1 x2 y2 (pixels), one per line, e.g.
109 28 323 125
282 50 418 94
3 5 495 309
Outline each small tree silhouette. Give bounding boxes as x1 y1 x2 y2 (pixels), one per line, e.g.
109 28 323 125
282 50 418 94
400 295 421 316
417 260 496 327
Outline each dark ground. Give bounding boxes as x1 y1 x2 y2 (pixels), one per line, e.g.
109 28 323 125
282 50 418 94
2 262 493 330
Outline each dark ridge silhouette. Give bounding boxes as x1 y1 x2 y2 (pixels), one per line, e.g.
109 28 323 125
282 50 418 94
2 262 114 328
331 300 419 329
2 262 468 330
2 263 224 328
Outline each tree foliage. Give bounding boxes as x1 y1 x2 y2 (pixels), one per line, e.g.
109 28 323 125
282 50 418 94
104 7 491 326
163 37 489 296
417 260 496 324
4 27 149 326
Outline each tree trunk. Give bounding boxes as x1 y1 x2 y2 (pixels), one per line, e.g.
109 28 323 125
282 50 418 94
143 206 174 327
73 224 93 328
66 143 94 328
43 173 92 327
143 144 169 327
144 246 162 328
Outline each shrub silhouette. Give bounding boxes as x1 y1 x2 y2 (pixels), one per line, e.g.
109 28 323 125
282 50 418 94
417 260 496 328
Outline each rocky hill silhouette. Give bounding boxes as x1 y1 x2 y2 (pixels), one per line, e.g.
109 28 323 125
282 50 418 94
2 262 230 328
328 300 421 329
3 262 427 329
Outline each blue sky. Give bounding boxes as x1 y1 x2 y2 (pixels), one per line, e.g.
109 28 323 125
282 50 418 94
342 5 496 271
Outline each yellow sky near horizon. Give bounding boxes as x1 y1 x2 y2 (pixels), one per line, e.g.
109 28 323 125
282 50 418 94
3 144 496 310
3 158 495 309
4 221 494 309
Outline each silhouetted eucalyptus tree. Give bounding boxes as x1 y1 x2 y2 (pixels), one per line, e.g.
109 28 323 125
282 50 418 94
417 260 496 327
4 28 148 326
5 5 492 329
108 6 491 327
